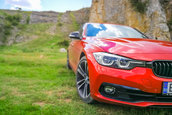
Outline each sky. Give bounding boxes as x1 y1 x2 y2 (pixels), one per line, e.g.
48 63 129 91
0 0 92 12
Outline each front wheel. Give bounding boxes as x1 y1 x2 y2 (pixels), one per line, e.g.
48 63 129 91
76 56 95 104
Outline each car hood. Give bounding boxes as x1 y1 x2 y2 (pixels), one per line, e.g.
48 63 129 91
87 37 172 61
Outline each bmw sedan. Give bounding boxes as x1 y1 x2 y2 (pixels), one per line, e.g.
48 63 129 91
67 23 172 107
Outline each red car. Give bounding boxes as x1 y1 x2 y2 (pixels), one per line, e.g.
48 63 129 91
67 23 172 107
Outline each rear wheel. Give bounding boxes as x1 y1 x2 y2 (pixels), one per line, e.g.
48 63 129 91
76 56 95 104
67 51 72 69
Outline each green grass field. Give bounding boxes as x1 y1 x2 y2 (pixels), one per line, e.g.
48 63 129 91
0 23 172 115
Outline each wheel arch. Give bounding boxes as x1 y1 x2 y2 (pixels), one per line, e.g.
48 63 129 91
80 52 86 59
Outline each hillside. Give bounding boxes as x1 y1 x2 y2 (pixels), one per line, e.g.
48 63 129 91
0 8 89 46
90 0 172 41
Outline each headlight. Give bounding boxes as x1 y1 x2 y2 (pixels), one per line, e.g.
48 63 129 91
93 52 146 70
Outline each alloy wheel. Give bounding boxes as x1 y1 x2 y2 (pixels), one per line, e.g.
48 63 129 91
77 58 90 98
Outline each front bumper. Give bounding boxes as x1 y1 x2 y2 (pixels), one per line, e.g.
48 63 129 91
99 82 172 103
87 55 172 107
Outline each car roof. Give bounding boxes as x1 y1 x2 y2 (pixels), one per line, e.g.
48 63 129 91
84 22 131 28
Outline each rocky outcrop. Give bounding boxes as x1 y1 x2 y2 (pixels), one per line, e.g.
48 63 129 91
59 8 90 25
89 0 171 41
57 8 90 35
30 11 58 24
0 15 4 45
165 1 172 39
73 8 90 25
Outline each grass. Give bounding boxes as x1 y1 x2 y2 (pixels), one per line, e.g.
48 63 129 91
1 44 172 115
70 12 80 31
57 13 63 27
1 22 172 115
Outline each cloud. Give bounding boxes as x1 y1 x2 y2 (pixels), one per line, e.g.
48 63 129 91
5 0 42 10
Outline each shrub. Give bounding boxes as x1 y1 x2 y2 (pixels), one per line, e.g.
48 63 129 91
57 40 69 47
5 14 21 26
4 22 12 35
4 29 11 36
26 16 30 24
57 13 63 27
167 18 172 31
160 0 170 6
1 13 22 43
13 14 21 22
129 0 148 14
58 22 63 27
17 24 27 30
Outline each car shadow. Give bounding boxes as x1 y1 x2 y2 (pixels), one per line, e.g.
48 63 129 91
90 101 172 115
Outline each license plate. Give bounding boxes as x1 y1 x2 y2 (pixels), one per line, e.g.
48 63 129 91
162 82 172 95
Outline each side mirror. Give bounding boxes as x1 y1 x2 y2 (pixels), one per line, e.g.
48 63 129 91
69 31 80 39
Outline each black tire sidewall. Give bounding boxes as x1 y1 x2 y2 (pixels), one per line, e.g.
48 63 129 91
67 51 72 69
76 56 94 104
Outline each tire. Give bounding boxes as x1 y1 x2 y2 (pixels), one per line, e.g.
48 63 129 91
76 56 95 104
67 51 72 70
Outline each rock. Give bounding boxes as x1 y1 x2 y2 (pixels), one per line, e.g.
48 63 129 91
73 8 90 25
60 8 90 25
40 55 44 59
6 27 19 46
0 41 3 46
59 48 67 53
30 11 58 24
58 8 90 37
165 1 172 40
89 0 171 41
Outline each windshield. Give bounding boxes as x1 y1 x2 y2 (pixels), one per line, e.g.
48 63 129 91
86 23 147 38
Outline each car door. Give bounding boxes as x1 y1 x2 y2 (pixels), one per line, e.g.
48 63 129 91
68 27 84 72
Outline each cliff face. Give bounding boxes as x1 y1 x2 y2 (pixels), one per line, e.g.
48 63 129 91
165 1 172 39
30 11 58 24
89 0 172 41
